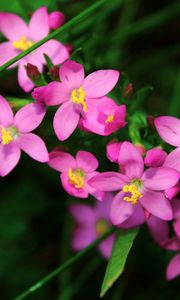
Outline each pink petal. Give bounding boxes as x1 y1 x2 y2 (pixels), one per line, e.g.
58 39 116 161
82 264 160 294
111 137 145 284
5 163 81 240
98 235 114 259
60 173 88 198
32 82 69 106
163 237 180 251
120 204 145 229
166 255 180 280
106 140 122 163
163 147 180 173
147 215 169 245
59 60 85 90
165 184 180 200
0 42 19 67
53 102 80 141
69 204 95 225
17 133 49 162
173 220 180 238
18 61 35 92
0 13 28 41
144 147 167 167
76 151 98 172
35 40 69 65
95 192 113 220
118 141 144 179
83 70 119 98
154 116 180 147
0 143 21 176
140 188 173 220
28 6 49 41
0 95 14 126
48 151 76 172
142 167 179 191
85 172 105 200
14 103 46 133
110 191 135 225
88 172 128 191
71 225 96 251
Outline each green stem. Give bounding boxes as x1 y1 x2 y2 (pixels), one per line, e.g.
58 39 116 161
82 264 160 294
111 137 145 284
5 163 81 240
0 0 108 72
12 227 116 300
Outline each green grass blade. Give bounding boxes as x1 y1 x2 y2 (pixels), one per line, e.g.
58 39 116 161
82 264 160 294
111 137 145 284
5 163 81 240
100 228 139 298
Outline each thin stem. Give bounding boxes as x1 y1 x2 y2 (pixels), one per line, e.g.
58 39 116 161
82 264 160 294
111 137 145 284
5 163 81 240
12 227 116 300
0 0 108 72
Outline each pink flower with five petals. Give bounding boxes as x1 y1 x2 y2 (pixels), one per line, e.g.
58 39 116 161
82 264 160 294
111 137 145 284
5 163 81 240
0 96 49 176
89 141 180 225
48 150 104 200
32 60 120 141
0 7 69 92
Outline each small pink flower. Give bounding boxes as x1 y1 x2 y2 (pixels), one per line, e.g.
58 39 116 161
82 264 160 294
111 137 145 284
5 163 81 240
0 96 49 176
89 142 180 225
48 11 65 29
154 116 180 147
69 193 114 259
0 7 69 92
32 60 120 141
144 147 167 167
80 97 126 136
48 150 104 200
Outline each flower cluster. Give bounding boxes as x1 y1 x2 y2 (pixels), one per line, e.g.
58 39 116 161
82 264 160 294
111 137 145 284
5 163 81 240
0 6 180 280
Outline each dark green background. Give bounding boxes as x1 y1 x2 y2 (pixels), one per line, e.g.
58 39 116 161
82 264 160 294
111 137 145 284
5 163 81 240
0 0 179 299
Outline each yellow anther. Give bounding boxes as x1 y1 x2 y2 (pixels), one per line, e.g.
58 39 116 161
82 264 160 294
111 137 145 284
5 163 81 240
122 184 143 205
13 36 34 51
96 219 109 235
1 127 13 145
68 168 85 189
71 87 87 112
105 115 114 123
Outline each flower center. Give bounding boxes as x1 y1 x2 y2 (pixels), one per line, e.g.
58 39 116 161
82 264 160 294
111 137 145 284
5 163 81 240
71 87 87 112
122 180 143 205
68 168 85 189
1 126 18 145
12 36 34 51
105 115 114 123
95 219 109 235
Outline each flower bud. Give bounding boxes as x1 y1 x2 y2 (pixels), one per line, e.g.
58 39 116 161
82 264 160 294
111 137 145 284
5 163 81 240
26 63 41 80
122 83 134 98
49 11 65 30
49 66 59 81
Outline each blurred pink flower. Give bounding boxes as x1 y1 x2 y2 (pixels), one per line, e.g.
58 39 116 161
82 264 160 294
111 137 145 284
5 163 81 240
89 142 179 225
48 11 65 29
154 116 180 147
32 60 120 140
0 96 49 176
0 7 69 92
69 193 114 259
48 150 104 200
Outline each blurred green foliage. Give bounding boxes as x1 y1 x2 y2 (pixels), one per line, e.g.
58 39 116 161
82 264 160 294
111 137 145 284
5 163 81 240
0 0 179 299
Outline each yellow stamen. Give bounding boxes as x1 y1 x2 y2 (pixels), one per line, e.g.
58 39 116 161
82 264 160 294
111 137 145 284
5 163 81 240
71 87 87 112
105 115 114 123
96 219 109 235
68 168 85 189
13 36 34 51
122 184 143 205
1 127 13 145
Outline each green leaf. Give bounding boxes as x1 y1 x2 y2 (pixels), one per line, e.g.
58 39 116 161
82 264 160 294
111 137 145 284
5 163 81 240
100 228 139 297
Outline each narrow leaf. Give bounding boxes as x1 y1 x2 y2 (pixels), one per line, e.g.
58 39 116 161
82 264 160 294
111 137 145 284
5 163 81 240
100 227 139 297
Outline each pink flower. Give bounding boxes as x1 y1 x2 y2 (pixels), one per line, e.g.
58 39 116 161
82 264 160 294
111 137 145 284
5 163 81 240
69 193 114 259
89 141 180 225
32 60 120 141
80 97 126 136
0 7 69 92
166 254 180 280
154 116 180 147
48 150 104 200
0 96 49 176
144 147 167 167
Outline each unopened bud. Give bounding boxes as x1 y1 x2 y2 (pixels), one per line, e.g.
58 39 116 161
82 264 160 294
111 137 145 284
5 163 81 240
26 63 41 80
49 11 65 30
49 66 59 81
123 83 134 98
146 115 155 129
